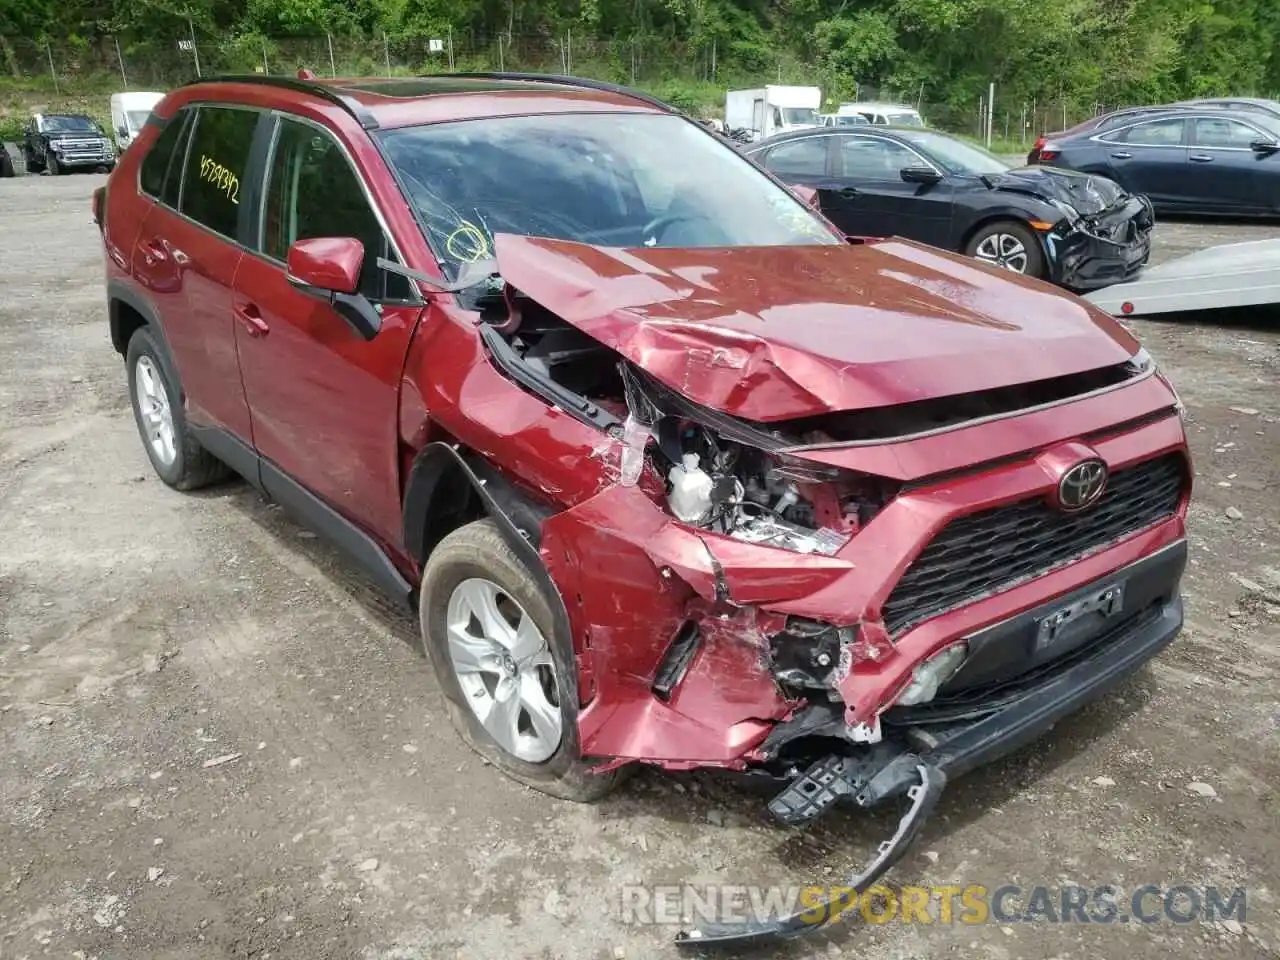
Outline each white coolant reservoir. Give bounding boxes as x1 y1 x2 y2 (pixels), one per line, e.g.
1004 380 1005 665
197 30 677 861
667 453 714 523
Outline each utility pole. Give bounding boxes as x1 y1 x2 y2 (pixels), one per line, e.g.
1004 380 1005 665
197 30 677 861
383 30 391 77
45 42 59 94
114 35 127 88
327 32 336 77
187 18 201 77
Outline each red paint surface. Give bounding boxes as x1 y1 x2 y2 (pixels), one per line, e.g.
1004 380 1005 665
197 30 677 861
100 77 1193 773
286 236 364 293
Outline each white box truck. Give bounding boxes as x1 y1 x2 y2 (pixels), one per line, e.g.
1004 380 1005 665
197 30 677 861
724 86 821 141
110 91 165 153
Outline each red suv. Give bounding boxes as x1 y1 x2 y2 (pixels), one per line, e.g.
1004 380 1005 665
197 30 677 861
95 73 1192 946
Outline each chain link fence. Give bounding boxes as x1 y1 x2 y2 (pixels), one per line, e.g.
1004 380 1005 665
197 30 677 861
2 32 1116 149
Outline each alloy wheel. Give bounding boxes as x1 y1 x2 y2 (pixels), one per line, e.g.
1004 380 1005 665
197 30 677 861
973 233 1029 273
134 355 177 466
445 577 563 763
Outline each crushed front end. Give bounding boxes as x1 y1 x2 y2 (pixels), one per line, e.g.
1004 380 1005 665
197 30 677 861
453 234 1193 947
1047 194 1155 291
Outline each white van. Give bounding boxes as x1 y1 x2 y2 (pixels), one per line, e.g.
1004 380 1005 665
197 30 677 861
840 102 926 127
110 92 165 152
724 86 822 140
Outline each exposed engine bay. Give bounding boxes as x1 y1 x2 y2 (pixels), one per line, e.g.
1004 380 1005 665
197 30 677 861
474 281 897 555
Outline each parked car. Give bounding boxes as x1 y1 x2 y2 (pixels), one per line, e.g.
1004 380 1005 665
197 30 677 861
0 144 14 177
747 125 1153 290
1029 100 1280 164
95 73 1191 945
818 112 870 127
1037 107 1280 215
22 113 115 175
1175 96 1280 120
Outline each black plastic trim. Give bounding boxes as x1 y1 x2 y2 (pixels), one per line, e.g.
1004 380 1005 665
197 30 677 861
175 74 381 130
402 442 575 678
188 423 262 490
651 620 701 701
478 324 621 433
436 72 677 113
260 457 413 607
106 279 177 364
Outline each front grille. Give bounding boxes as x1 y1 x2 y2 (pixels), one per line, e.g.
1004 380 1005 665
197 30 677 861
881 453 1186 635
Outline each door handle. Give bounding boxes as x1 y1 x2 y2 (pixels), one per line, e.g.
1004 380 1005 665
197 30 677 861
838 186 859 198
141 238 167 264
1109 152 1133 160
234 302 270 338
1190 154 1214 163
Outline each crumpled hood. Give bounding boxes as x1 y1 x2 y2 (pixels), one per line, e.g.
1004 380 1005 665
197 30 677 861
983 166 1127 215
491 233 1140 422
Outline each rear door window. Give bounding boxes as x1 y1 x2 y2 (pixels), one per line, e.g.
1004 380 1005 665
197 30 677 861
260 116 411 300
763 137 829 177
1112 118 1185 146
179 106 260 239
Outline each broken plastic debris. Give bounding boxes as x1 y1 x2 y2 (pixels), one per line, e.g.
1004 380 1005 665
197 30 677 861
201 753 242 768
619 414 651 487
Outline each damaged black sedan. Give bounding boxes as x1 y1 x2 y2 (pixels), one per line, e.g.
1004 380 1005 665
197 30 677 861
746 126 1153 291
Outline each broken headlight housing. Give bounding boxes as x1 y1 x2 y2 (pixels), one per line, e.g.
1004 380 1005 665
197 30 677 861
894 642 968 706
618 365 896 556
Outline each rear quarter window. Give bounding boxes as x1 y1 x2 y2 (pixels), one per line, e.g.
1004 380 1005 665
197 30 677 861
140 109 191 200
179 106 260 239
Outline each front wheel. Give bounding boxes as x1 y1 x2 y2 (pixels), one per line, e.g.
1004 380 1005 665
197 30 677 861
47 152 60 176
419 518 625 802
964 220 1046 279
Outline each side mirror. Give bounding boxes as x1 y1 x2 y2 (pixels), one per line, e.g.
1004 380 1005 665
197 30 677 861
1250 138 1278 153
116 126 128 138
286 237 382 341
789 184 821 208
901 165 942 184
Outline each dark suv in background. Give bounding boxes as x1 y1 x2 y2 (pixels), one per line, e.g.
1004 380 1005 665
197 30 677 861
23 113 115 175
94 72 1192 947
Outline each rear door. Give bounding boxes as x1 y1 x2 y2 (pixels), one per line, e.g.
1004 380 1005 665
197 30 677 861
756 135 832 194
1187 114 1279 213
130 104 259 441
1095 117 1188 205
821 134 953 247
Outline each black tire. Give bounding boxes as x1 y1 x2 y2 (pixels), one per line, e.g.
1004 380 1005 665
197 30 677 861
47 152 62 176
964 220 1047 280
125 326 229 491
24 149 43 174
420 518 625 802
0 149 13 178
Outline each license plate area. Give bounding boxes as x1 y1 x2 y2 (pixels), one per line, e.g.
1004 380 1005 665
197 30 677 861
1035 582 1125 652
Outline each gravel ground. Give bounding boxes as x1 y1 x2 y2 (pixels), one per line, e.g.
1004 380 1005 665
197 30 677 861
1 173 1278 960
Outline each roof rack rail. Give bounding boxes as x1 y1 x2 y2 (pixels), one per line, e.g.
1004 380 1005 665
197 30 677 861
178 74 380 130
433 72 678 114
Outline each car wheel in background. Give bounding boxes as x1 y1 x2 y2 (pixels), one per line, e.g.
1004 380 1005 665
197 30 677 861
47 153 60 176
0 149 13 177
125 326 230 491
965 220 1046 279
23 149 43 174
419 518 627 802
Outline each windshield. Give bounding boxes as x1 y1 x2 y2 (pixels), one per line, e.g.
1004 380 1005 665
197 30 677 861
781 107 818 126
885 111 925 127
43 115 99 134
125 110 152 132
379 113 837 272
896 130 1010 175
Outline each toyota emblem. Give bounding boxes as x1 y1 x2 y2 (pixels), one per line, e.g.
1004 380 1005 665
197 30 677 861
1056 459 1108 511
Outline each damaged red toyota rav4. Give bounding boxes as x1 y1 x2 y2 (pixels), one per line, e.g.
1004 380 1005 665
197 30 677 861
94 72 1193 946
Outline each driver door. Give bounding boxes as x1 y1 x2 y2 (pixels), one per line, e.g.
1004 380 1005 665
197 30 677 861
232 114 423 547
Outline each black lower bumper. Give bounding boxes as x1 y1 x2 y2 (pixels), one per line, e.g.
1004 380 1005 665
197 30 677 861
676 540 1185 949
1048 197 1155 292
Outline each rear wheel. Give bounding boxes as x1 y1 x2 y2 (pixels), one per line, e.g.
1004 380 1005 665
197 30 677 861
420 518 625 802
965 220 1046 279
125 327 229 491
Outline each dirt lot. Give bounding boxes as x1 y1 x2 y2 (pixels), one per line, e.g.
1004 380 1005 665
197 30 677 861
1 174 1278 960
